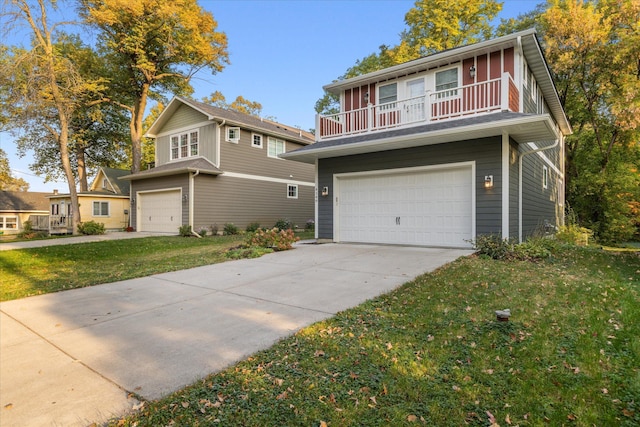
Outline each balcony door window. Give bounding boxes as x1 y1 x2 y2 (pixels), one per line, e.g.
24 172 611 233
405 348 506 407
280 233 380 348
435 68 459 98
405 78 426 122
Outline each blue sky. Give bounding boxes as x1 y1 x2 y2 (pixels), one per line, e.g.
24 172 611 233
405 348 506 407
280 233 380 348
1 0 540 192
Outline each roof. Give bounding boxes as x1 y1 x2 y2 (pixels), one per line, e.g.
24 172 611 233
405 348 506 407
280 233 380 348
146 96 315 145
89 167 131 196
281 112 561 164
119 157 222 181
323 28 570 136
0 191 50 212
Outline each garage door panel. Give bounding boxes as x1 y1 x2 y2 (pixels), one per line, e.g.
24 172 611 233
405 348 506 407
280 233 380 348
139 190 182 233
337 166 473 248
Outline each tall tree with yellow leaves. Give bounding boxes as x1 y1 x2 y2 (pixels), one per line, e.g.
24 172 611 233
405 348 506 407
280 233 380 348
79 0 229 174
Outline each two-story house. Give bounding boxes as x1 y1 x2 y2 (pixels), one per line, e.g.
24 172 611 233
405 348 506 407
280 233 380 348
121 97 315 234
282 28 571 249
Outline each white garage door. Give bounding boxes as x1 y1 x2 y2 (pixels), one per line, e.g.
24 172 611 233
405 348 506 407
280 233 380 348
138 190 182 233
336 166 473 248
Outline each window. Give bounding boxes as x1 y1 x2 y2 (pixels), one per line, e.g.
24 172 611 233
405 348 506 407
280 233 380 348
51 204 59 215
170 129 199 160
287 184 298 199
252 133 263 148
93 201 110 216
378 83 397 105
102 178 109 189
0 216 17 230
542 165 548 189
268 137 285 158
435 68 459 98
226 126 240 143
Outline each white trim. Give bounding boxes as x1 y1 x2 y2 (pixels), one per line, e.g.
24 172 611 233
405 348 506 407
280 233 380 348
154 120 211 138
287 184 298 199
267 136 286 159
542 165 548 189
251 133 263 148
434 65 462 98
314 158 319 240
332 161 476 246
135 187 183 232
92 200 110 217
222 171 315 187
170 129 199 161
502 131 510 239
226 126 240 143
526 142 562 176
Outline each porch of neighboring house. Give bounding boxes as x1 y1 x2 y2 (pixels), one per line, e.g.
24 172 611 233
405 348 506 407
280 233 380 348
317 73 519 141
49 215 73 234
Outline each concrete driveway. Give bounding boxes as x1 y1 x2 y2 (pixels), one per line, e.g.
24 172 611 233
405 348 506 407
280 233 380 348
0 242 472 426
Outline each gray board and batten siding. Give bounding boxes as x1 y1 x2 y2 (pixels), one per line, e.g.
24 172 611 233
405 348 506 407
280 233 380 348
317 136 503 240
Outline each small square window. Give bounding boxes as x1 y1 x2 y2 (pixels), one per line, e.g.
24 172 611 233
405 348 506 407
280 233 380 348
226 127 240 143
542 165 548 189
287 184 298 199
252 133 263 148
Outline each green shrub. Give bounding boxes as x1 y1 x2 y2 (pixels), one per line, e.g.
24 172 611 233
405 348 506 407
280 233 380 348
246 222 261 233
473 234 558 261
305 219 315 231
225 246 273 260
198 228 208 237
248 227 299 251
556 224 593 246
78 221 105 235
179 225 192 237
472 234 515 260
273 218 292 231
210 224 219 236
223 223 239 235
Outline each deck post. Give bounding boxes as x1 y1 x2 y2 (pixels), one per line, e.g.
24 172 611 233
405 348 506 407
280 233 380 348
501 72 510 111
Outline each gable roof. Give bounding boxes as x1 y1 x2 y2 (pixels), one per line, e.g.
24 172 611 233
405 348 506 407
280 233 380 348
323 28 570 136
88 167 131 196
0 191 50 212
119 157 222 181
146 96 315 145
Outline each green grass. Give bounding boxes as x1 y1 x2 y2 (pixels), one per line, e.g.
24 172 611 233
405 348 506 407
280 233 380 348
109 246 640 427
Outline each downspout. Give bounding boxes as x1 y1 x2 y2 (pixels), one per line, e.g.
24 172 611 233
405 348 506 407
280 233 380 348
518 139 559 242
190 170 201 238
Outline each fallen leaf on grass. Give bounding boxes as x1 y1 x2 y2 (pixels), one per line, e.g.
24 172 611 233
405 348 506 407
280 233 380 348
407 414 418 422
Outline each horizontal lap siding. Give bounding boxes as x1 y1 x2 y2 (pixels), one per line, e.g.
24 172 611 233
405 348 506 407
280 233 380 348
520 147 559 236
317 137 502 240
193 174 314 231
220 131 314 182
130 175 189 229
509 141 520 239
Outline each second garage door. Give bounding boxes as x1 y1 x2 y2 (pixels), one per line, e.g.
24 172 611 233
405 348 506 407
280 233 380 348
336 165 474 248
138 190 182 233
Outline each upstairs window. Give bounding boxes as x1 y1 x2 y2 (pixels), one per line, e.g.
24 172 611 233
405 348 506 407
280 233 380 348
378 83 397 105
226 126 240 143
252 133 263 148
268 137 285 158
435 68 459 98
170 129 199 160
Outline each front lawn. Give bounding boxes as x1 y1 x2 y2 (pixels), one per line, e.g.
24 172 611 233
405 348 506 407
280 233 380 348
0 235 247 301
111 245 639 426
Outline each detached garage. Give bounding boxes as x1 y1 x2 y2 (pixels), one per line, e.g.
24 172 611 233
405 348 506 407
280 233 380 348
335 164 474 247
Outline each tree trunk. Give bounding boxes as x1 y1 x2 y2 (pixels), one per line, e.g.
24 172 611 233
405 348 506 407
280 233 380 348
77 146 88 192
129 83 150 174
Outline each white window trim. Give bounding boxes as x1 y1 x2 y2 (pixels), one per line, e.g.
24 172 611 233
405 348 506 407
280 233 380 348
267 137 286 159
0 216 18 230
252 133 263 148
377 82 398 106
170 129 199 161
226 126 240 143
287 184 298 199
543 165 548 189
434 65 462 99
93 201 110 217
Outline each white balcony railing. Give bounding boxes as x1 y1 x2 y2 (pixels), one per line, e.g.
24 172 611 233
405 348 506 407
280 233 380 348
317 72 519 141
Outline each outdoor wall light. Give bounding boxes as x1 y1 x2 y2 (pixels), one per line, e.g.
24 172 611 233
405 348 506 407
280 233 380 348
469 65 476 79
321 186 329 197
182 193 188 202
363 92 369 104
484 175 494 189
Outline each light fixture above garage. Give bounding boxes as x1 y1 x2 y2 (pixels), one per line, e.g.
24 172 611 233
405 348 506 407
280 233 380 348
484 175 494 189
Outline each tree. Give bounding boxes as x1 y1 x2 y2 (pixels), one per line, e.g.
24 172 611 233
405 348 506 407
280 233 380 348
315 0 502 115
80 0 229 174
542 0 640 242
202 91 263 116
0 148 30 191
1 0 107 233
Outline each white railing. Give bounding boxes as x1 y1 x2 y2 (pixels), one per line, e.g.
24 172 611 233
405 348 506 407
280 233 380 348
317 72 518 141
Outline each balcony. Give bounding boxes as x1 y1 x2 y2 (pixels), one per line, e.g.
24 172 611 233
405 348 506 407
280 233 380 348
317 72 519 142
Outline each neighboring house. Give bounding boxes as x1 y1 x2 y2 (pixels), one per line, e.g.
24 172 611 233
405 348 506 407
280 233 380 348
0 191 50 234
282 29 572 248
49 167 131 234
120 96 315 234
